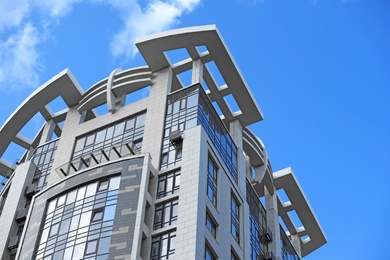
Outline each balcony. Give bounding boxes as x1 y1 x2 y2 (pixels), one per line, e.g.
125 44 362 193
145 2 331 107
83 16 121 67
56 141 139 176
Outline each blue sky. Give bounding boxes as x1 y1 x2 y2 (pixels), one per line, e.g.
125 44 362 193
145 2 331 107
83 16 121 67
0 0 389 259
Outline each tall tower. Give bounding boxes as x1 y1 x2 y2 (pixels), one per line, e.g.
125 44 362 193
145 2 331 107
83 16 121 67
0 25 326 260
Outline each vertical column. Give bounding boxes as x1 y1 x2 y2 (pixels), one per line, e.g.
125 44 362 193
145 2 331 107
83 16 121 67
265 187 282 260
192 59 203 85
290 234 302 258
0 161 36 260
141 67 173 167
39 120 56 145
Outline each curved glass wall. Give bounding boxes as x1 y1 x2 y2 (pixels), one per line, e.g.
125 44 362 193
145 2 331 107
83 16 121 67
35 176 120 260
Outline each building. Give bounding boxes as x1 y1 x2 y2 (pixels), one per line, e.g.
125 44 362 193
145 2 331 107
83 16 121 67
0 25 326 260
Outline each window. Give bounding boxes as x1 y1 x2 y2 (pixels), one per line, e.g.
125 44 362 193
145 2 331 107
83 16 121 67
207 157 218 207
154 199 179 230
34 176 120 260
150 230 176 259
72 112 146 161
205 244 217 260
91 208 104 222
205 212 217 238
157 170 181 199
231 248 239 260
231 195 240 243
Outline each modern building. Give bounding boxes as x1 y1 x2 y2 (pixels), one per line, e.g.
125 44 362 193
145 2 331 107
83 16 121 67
0 25 326 260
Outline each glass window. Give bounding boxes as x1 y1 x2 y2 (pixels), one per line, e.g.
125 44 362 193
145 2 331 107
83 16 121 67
150 230 176 260
92 209 104 222
69 113 146 176
206 212 217 238
231 195 240 243
154 199 178 230
85 240 98 255
157 170 181 199
98 180 109 191
207 157 218 207
205 245 217 260
231 249 239 260
35 176 121 260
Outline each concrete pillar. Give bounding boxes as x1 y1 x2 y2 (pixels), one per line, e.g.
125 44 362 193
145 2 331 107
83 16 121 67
192 59 203 85
39 120 56 145
265 186 282 260
0 161 36 260
141 67 172 168
290 234 302 258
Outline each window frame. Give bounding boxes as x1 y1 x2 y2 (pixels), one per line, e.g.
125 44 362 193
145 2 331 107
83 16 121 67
206 156 218 207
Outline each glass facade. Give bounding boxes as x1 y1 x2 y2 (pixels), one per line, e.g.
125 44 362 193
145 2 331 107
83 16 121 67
153 199 179 230
161 87 199 169
231 195 240 243
30 139 59 190
35 176 120 260
150 230 176 259
207 157 218 207
156 170 181 199
161 85 238 183
73 112 145 160
280 226 300 260
205 244 217 260
57 113 146 176
205 212 217 238
246 180 268 259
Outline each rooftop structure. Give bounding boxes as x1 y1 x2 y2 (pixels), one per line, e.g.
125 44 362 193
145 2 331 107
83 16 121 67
0 25 326 260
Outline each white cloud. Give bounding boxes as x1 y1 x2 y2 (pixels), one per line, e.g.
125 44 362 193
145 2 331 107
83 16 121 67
109 0 201 59
0 0 30 32
0 23 41 90
33 0 84 18
0 0 202 90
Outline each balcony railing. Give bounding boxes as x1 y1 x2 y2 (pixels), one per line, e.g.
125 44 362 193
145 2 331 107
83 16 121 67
280 225 300 260
56 141 140 176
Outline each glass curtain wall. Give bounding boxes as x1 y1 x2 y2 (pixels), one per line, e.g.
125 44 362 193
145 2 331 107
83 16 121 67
161 84 238 182
246 180 268 259
35 176 120 260
30 139 59 190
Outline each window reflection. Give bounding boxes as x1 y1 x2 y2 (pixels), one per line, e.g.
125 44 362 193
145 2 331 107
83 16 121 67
35 176 121 260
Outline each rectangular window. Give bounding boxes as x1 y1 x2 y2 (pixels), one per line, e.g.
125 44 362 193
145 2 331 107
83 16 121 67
205 212 217 238
154 199 179 230
150 230 176 259
231 195 240 243
207 157 218 207
205 244 217 260
231 248 239 260
157 170 181 199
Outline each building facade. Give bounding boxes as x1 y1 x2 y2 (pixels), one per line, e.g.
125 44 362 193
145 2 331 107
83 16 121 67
0 25 326 260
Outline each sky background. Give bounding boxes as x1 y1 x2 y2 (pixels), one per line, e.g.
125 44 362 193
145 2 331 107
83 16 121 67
0 0 389 259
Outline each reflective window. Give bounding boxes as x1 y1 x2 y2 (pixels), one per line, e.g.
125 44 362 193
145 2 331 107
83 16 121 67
205 212 217 238
231 195 240 243
205 244 217 260
29 139 59 190
150 230 176 260
207 157 218 207
246 180 267 259
157 170 181 199
153 199 178 230
72 112 146 161
161 85 238 182
35 177 120 260
161 87 199 169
